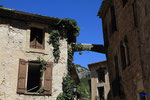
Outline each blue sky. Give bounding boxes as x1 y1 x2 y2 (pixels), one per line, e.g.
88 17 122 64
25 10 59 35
0 0 106 69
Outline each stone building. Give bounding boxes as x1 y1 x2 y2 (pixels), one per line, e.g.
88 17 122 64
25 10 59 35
88 61 110 100
98 0 150 100
0 7 79 100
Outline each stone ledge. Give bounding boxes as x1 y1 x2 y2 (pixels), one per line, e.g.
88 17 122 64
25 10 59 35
26 48 48 55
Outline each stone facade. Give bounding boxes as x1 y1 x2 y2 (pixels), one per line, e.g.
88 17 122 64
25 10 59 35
98 0 150 100
0 8 76 100
88 61 110 100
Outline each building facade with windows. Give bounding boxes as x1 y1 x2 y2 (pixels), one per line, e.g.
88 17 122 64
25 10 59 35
0 7 78 100
98 0 150 100
88 61 110 100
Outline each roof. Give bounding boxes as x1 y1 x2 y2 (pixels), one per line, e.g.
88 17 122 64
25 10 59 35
88 60 107 70
97 0 111 18
0 7 77 42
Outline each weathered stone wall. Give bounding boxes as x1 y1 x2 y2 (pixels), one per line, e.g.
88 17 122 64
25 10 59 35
100 0 149 100
88 61 110 100
135 0 150 100
0 17 68 100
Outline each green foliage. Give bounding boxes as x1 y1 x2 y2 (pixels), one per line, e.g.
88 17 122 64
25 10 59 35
37 56 47 73
57 74 76 100
68 49 74 70
49 30 61 62
49 18 80 62
37 86 45 93
72 43 90 55
77 77 91 99
95 96 100 100
63 18 80 37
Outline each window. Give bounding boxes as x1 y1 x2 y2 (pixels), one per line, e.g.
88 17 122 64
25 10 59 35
122 0 128 7
103 24 109 47
97 87 104 100
17 59 53 95
96 70 105 83
27 62 42 92
114 55 119 79
132 3 138 27
112 78 125 98
120 36 130 70
30 27 45 49
110 5 117 35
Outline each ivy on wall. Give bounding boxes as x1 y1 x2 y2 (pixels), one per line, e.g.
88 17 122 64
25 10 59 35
56 74 76 100
35 56 48 93
49 18 91 99
49 18 80 62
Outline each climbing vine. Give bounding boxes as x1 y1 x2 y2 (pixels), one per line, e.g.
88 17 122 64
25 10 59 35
36 56 47 93
37 56 47 73
56 74 76 100
49 18 80 62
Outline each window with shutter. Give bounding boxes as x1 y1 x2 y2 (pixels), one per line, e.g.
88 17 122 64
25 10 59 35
17 59 28 94
30 27 44 49
44 62 53 95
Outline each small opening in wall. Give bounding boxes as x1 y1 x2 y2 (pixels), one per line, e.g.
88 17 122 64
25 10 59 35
97 70 105 83
27 62 42 92
30 27 44 49
98 87 104 100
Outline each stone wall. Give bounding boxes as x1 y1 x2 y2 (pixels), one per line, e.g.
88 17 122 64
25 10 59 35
88 61 110 100
0 17 68 100
100 0 150 100
135 0 150 100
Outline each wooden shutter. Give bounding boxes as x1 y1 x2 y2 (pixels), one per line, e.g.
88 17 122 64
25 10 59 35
17 59 28 94
44 62 53 95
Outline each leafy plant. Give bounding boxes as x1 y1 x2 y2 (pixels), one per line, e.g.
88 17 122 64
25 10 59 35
37 86 45 93
37 56 47 73
49 18 80 62
77 77 91 99
57 74 76 100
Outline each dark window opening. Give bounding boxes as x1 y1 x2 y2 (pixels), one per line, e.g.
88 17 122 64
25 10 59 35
30 27 44 49
104 24 109 47
27 62 42 92
120 41 126 70
110 5 117 35
114 55 119 79
112 78 125 98
132 4 138 27
139 92 146 100
97 70 105 83
98 87 104 100
122 0 128 7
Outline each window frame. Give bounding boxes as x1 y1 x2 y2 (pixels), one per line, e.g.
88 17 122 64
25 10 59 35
17 59 53 96
120 36 130 70
30 27 45 50
26 61 43 93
